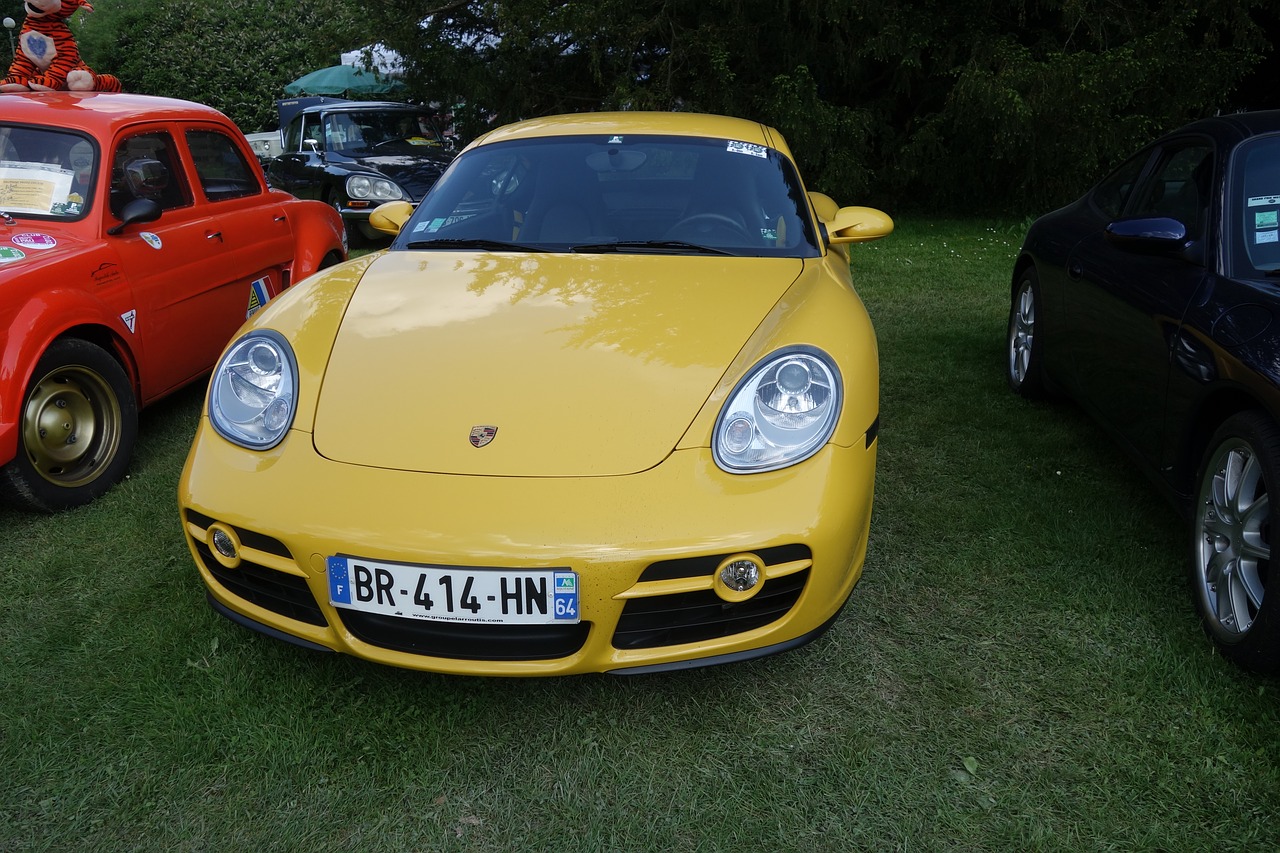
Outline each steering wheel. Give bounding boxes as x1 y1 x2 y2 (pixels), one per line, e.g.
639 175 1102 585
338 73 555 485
665 212 754 243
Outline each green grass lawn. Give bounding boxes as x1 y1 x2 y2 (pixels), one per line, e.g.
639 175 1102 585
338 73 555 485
2 220 1277 851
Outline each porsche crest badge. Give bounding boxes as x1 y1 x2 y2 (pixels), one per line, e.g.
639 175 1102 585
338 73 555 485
469 425 498 448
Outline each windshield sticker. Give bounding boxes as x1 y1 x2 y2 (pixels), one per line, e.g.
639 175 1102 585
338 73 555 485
0 246 25 263
727 140 768 159
413 218 447 234
1248 195 1280 207
246 276 271 318
1257 210 1278 229
1257 229 1279 245
120 309 137 333
11 233 56 250
608 136 624 144
0 161 74 215
140 232 162 250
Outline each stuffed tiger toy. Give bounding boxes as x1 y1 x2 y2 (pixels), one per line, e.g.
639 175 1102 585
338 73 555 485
1 0 121 93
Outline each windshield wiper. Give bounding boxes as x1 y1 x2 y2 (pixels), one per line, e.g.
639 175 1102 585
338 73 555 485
405 238 547 252
571 240 736 256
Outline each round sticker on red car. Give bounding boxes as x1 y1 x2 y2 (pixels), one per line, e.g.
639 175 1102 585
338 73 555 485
11 233 57 250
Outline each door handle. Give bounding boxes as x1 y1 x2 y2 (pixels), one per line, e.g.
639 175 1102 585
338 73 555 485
206 231 223 241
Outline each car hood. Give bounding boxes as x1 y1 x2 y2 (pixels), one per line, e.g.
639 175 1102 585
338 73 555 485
336 150 453 200
312 251 804 476
0 225 93 276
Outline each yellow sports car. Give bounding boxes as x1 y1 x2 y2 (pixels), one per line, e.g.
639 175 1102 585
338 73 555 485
178 112 892 675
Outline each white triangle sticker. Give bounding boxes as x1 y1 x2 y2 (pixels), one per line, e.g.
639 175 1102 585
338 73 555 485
120 309 136 333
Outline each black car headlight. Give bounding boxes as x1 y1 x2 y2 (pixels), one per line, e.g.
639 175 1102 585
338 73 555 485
208 331 299 450
346 174 405 201
713 347 842 473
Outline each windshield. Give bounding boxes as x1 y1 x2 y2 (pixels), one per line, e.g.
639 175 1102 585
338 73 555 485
393 134 821 257
1233 134 1280 275
0 126 97 220
320 110 447 155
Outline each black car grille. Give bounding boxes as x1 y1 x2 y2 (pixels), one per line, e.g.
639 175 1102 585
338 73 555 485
185 511 327 627
337 612 592 661
613 545 811 649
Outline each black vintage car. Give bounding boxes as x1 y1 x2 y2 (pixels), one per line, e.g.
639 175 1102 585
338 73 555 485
1007 109 1280 674
266 98 455 242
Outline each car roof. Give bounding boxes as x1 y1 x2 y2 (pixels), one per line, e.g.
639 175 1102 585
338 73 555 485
302 101 423 113
1 91 234 134
470 112 775 149
1169 109 1280 143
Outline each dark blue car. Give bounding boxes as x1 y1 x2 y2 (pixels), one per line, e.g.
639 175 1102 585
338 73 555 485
1007 110 1280 674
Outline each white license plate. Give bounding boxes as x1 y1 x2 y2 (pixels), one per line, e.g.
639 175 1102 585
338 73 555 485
326 556 579 625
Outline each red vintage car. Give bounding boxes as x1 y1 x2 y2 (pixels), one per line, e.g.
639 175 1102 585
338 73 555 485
0 92 347 511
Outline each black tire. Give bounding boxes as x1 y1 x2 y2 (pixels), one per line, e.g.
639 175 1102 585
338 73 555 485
1190 411 1280 674
0 339 138 512
1006 267 1045 398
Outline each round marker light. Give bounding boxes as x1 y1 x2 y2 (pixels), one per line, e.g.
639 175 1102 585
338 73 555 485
723 415 754 454
714 553 764 602
208 524 241 569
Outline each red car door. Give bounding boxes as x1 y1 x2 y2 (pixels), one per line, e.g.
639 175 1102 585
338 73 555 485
105 125 293 402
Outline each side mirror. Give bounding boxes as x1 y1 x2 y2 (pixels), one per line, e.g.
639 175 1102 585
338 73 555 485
106 197 162 236
807 191 839 222
1104 217 1189 254
826 206 893 244
368 200 415 236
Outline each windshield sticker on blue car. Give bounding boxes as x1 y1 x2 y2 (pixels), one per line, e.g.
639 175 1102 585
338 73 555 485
1257 229 1279 245
1257 210 1278 229
0 246 25 263
727 140 768 159
1249 195 1280 207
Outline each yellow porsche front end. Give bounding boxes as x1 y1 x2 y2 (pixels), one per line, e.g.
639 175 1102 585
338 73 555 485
178 112 889 675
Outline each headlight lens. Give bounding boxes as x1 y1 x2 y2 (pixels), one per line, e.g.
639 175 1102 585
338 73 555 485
713 348 842 473
208 331 298 449
346 174 405 201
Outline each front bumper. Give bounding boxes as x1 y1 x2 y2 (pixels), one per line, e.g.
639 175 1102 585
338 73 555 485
178 422 876 676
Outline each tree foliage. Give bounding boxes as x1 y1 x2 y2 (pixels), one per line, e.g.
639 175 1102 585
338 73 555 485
3 0 1271 213
362 0 1273 212
70 0 373 131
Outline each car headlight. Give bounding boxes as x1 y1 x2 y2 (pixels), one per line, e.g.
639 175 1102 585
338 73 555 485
208 331 298 450
713 347 842 473
346 174 405 201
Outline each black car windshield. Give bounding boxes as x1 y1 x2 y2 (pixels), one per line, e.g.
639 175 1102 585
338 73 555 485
318 110 447 156
1234 134 1280 275
0 125 96 220
394 134 821 257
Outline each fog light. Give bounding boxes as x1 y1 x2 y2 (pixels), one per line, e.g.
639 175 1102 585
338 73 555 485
207 524 241 569
212 528 235 558
713 553 764 602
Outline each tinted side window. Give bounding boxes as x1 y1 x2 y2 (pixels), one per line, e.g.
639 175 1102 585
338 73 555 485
1127 142 1213 241
110 130 192 218
283 116 303 153
1091 150 1150 218
186 129 261 201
